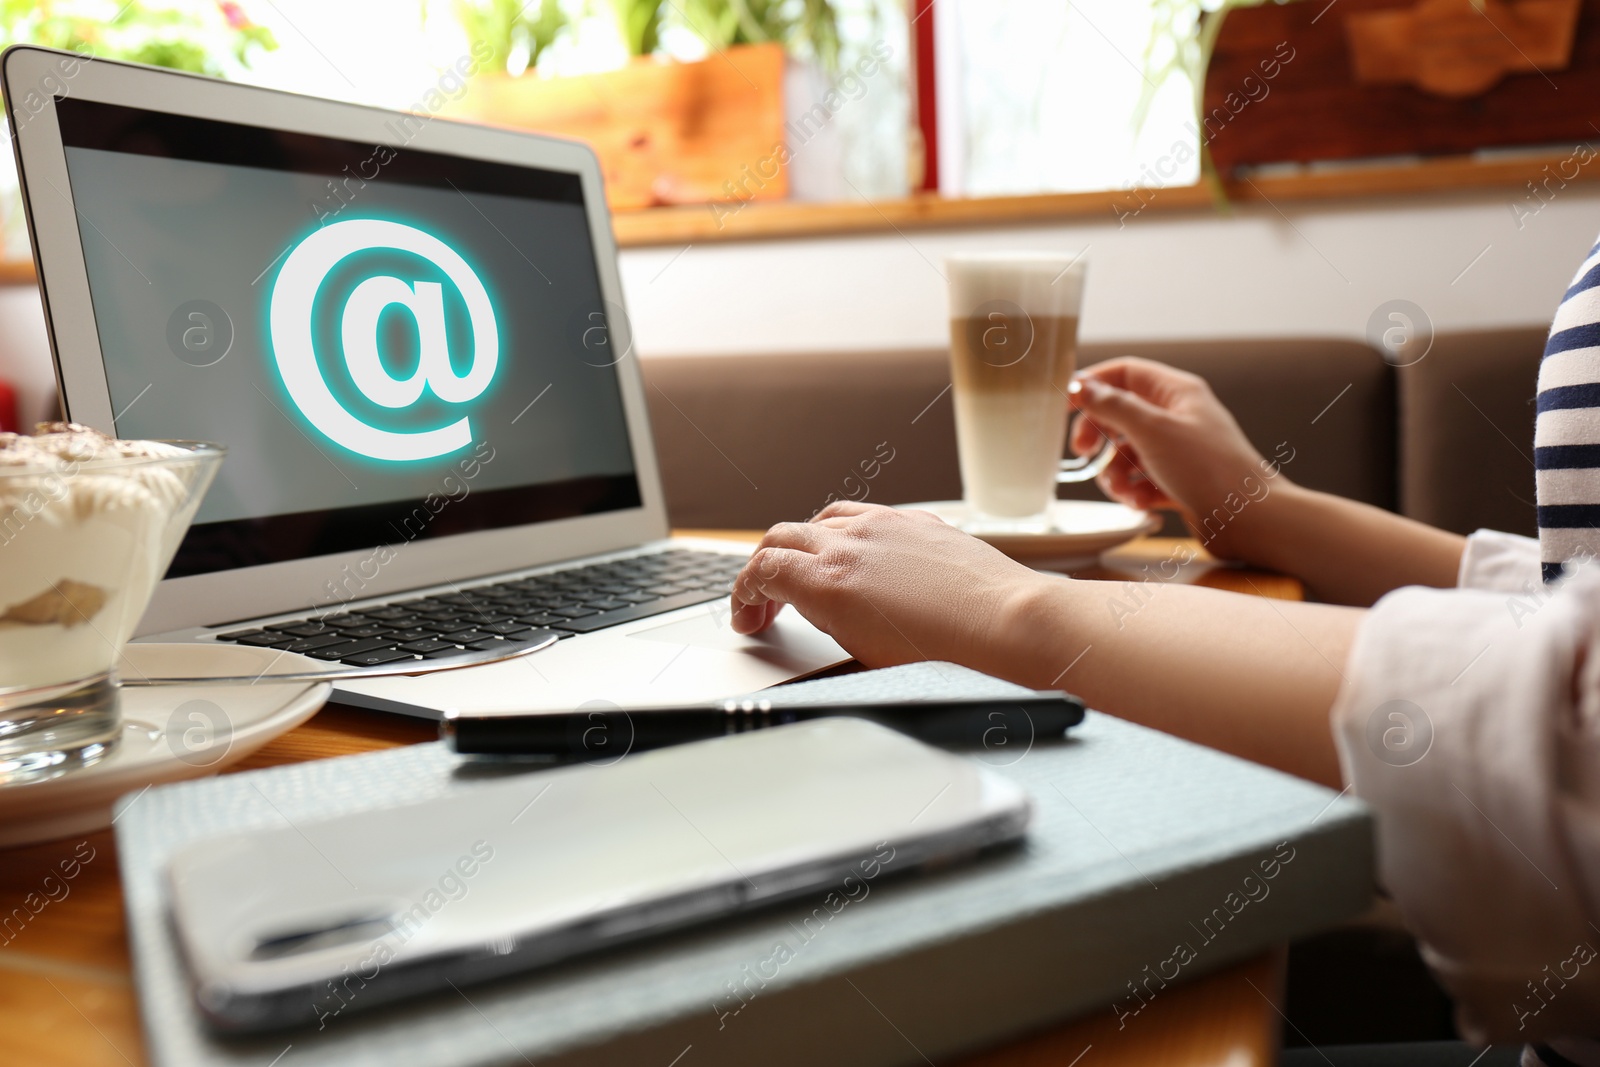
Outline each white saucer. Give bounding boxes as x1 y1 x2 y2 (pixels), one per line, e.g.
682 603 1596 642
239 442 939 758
0 643 332 848
901 499 1160 568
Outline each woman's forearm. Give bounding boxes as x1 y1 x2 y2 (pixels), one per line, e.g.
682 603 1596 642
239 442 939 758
1237 483 1466 607
729 502 1365 786
984 575 1364 787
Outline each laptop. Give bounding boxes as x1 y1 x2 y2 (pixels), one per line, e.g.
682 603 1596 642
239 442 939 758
3 46 847 717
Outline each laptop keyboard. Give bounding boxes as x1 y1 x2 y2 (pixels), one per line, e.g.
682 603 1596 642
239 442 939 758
214 548 749 669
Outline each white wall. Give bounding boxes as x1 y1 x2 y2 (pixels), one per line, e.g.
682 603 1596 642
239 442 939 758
1 186 1595 426
618 186 1600 356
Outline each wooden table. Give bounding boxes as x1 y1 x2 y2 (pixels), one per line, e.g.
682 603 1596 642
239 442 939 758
0 535 1304 1067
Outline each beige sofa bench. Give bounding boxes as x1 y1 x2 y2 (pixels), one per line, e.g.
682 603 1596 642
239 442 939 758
641 330 1545 540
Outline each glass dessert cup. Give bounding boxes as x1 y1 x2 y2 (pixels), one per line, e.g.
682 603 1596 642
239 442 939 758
0 440 224 782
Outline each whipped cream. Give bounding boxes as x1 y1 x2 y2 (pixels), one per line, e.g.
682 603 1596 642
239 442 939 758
0 424 198 692
0 422 185 466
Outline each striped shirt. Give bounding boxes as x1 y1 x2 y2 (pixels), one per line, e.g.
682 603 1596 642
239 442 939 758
1538 233 1600 581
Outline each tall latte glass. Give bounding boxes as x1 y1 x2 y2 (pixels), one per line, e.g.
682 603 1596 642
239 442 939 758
947 252 1113 531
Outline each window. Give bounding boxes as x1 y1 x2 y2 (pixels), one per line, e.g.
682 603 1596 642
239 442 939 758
938 0 1201 198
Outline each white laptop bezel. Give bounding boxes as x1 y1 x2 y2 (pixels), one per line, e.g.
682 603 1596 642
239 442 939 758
2 45 671 635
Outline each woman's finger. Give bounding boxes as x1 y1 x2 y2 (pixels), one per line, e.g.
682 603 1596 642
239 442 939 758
1099 457 1175 511
1069 409 1110 457
812 499 876 523
731 545 822 607
1097 453 1156 503
1066 376 1166 441
1073 357 1199 405
731 595 787 635
755 520 831 555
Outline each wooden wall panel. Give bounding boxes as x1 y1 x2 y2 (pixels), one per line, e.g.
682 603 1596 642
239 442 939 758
1204 0 1600 173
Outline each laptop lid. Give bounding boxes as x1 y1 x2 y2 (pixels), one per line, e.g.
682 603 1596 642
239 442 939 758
3 46 671 636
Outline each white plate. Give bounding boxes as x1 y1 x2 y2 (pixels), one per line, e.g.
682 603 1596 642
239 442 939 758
900 499 1160 568
0 644 332 848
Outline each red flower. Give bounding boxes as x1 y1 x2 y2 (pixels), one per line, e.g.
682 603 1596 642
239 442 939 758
218 1 249 30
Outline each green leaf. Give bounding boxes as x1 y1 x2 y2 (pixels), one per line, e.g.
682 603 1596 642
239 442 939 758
0 0 279 76
606 0 662 56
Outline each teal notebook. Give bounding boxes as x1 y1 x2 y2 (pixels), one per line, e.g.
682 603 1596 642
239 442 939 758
115 661 1372 1067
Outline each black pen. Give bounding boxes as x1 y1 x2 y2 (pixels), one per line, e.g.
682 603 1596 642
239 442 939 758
441 692 1086 757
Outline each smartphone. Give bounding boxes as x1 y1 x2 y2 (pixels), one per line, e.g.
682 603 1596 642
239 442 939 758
166 717 1032 1033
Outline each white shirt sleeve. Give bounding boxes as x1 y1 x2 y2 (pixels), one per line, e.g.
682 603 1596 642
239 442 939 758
1329 555 1600 1043
1457 529 1542 595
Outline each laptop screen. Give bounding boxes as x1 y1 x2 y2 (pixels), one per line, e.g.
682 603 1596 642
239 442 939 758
53 97 642 580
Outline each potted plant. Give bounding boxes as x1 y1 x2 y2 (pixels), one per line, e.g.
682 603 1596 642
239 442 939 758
452 0 568 77
671 0 840 70
446 0 863 211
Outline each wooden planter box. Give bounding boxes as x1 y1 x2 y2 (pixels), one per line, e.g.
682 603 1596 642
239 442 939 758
446 42 788 211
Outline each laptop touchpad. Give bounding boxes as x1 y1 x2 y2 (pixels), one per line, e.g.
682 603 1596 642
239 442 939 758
627 609 754 651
